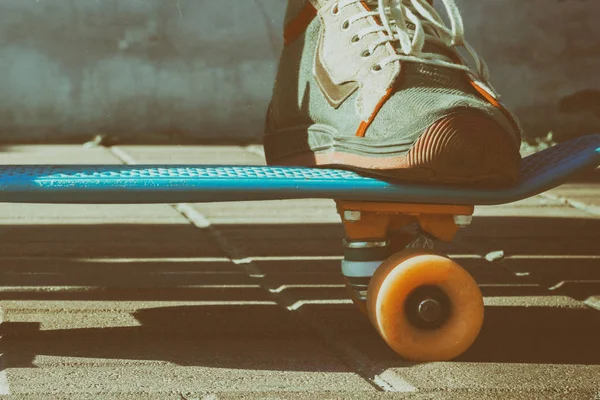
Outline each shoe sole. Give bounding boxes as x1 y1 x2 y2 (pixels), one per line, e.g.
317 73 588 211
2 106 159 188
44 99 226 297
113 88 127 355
265 111 521 186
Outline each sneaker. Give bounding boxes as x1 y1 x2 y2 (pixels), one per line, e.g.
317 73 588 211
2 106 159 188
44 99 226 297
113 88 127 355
264 0 522 185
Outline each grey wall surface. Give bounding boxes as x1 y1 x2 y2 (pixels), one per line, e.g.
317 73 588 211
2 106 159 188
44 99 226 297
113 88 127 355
0 0 598 143
0 0 286 143
459 0 600 142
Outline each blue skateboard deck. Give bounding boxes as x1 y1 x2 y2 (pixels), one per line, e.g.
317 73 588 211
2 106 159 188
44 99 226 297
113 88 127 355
0 134 598 206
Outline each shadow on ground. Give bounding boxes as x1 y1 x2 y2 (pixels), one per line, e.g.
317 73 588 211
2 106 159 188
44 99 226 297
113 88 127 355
0 215 599 373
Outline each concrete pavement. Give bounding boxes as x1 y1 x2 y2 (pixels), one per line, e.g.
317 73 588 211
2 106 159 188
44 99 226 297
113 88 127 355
0 143 599 399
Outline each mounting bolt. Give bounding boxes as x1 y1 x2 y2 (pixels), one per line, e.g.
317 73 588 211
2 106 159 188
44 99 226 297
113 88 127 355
344 210 361 222
453 215 473 227
418 298 442 323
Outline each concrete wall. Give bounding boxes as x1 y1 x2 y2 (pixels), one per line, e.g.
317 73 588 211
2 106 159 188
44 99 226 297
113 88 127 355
0 0 597 143
0 0 286 143
460 0 600 142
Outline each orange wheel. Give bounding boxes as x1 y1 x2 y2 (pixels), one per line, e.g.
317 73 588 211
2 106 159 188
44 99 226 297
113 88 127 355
344 279 367 316
366 249 484 361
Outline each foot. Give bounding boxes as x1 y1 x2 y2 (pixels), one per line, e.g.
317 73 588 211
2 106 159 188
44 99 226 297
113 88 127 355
264 0 522 186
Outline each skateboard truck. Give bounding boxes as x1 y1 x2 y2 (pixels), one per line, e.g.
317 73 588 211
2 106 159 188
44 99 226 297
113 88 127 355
336 200 487 361
405 230 435 250
337 200 474 300
341 238 392 301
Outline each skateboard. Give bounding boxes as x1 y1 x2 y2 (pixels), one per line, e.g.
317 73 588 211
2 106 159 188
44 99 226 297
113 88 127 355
1 133 599 362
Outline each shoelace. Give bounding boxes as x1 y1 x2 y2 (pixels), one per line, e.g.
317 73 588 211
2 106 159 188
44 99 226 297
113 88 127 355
336 0 495 94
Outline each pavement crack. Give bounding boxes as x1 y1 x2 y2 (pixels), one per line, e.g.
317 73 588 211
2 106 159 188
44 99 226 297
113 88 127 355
109 146 138 165
173 198 407 392
538 192 600 216
105 145 408 391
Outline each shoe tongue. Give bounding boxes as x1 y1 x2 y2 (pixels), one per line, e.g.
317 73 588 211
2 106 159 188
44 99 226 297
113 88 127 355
421 41 460 64
364 1 459 63
387 27 458 64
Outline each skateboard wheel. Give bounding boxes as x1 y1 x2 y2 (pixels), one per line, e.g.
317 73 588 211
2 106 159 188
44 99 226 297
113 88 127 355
366 249 483 361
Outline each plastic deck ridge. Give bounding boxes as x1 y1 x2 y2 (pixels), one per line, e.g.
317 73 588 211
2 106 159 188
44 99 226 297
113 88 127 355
0 133 597 206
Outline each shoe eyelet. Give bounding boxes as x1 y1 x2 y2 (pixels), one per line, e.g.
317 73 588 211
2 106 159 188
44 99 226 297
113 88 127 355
371 64 383 73
361 49 372 58
331 4 340 15
351 35 361 44
341 19 351 31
